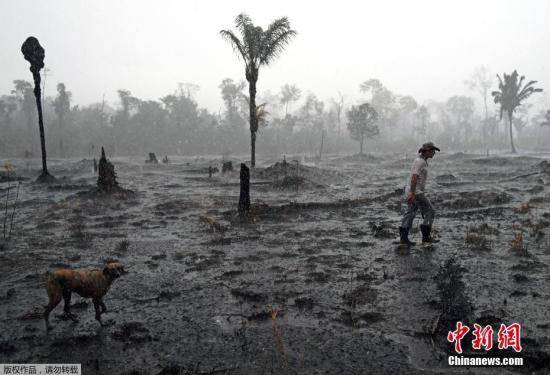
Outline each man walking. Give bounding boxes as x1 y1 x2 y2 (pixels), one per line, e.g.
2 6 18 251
399 142 440 245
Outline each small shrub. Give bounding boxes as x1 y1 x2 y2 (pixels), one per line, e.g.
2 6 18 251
115 239 130 254
517 202 531 214
510 225 527 255
269 305 290 371
464 231 492 251
467 222 499 236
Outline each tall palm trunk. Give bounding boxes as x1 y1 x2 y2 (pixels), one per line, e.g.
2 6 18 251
250 132 256 167
508 112 516 153
32 74 49 175
248 78 258 167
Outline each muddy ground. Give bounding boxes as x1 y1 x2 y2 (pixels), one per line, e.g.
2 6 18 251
1 152 550 374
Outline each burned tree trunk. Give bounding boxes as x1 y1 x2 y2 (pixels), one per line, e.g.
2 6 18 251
97 147 118 192
146 153 159 164
21 36 54 183
238 163 250 216
222 161 233 173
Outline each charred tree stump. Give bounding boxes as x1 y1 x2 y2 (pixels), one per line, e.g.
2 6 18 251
238 163 250 217
97 147 118 192
208 166 213 178
222 161 233 173
146 153 159 164
22 36 54 183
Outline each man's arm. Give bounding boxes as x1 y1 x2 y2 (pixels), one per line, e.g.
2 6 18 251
408 174 418 203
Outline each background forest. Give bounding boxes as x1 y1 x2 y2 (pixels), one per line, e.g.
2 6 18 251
1 68 550 159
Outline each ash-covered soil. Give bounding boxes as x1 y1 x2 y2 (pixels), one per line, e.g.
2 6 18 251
1 152 550 374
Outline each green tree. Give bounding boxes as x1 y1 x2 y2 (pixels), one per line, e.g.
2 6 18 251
330 92 344 135
465 66 494 142
220 78 246 116
220 13 296 167
359 79 394 126
445 96 475 146
0 100 11 154
160 87 203 154
297 94 325 155
117 89 139 122
466 65 493 122
0 97 17 129
415 105 429 140
280 84 301 117
397 95 418 136
398 96 418 114
256 103 269 128
53 83 71 156
346 103 379 154
491 70 543 153
12 80 36 138
11 80 33 102
219 78 248 130
132 100 168 153
112 89 139 154
299 93 324 119
218 79 247 152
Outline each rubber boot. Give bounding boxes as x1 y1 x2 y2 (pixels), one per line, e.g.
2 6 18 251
399 227 416 246
420 224 439 243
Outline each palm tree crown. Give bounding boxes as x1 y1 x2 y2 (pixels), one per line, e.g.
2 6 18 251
220 14 296 82
220 13 296 167
492 70 542 120
491 70 542 153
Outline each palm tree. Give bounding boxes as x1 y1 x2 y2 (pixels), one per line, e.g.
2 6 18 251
21 36 55 182
491 70 542 153
346 103 379 154
53 83 71 157
280 84 301 117
220 13 296 167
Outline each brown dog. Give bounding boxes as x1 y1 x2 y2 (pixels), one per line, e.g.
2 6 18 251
44 262 127 330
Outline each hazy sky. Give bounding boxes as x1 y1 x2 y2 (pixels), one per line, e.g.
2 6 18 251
2 0 549 113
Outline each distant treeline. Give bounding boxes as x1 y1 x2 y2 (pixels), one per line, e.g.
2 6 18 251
1 76 549 158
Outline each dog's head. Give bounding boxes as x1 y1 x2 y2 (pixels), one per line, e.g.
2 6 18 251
103 262 128 280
